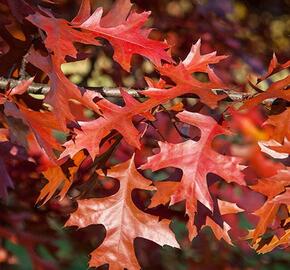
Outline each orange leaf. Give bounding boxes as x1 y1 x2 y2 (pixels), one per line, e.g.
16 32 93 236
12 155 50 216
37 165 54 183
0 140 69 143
65 156 179 269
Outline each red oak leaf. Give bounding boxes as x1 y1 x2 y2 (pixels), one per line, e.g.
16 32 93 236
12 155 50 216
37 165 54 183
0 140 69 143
1 78 68 160
250 168 290 199
199 199 244 245
38 151 85 204
151 183 245 243
241 74 290 109
258 53 290 82
143 39 228 108
26 0 170 71
227 107 268 141
141 110 245 239
182 39 228 73
251 202 280 242
27 49 101 128
4 102 64 159
235 145 284 179
259 140 290 159
57 86 167 159
59 91 146 159
148 181 244 244
65 156 179 270
7 77 34 97
264 107 290 143
30 38 228 159
149 185 244 215
26 0 169 126
217 199 244 216
271 188 290 205
0 78 34 105
202 217 232 245
257 230 290 254
149 181 180 208
249 168 290 242
269 139 290 154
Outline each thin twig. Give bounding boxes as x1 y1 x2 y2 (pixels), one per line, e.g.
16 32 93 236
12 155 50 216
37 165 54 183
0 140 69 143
0 76 254 101
0 76 143 98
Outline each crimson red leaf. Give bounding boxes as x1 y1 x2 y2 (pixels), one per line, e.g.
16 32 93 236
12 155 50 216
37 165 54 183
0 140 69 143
141 110 245 239
27 0 170 71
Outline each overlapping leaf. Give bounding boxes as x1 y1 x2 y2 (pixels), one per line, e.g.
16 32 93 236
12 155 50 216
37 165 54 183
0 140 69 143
26 0 170 72
66 156 179 270
148 179 244 243
249 168 290 244
144 39 228 108
141 110 245 239
1 78 64 159
26 49 101 128
60 40 228 160
241 75 290 109
265 107 290 143
38 151 85 204
59 90 153 159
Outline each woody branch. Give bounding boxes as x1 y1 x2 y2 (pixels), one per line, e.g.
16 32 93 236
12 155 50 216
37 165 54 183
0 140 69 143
0 76 254 101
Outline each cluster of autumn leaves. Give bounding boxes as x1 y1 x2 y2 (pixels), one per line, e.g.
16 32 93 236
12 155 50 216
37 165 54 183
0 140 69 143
0 0 289 269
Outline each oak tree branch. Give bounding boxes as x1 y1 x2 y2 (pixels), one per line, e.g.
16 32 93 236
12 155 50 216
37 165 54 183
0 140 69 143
0 76 253 101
